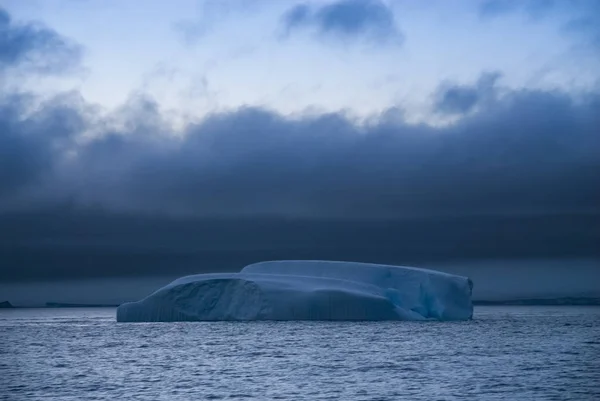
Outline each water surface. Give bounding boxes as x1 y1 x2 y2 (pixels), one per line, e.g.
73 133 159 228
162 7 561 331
1 306 598 400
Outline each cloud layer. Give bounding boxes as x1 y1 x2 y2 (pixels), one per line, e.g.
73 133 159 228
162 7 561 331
2 78 598 219
1 5 599 281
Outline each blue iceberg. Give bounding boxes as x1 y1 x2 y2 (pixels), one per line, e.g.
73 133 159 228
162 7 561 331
117 260 474 322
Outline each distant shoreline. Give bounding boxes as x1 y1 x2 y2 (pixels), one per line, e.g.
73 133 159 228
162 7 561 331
45 302 121 308
1 298 600 309
473 297 600 306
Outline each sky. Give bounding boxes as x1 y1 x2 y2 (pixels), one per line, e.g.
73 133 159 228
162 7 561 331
0 0 599 298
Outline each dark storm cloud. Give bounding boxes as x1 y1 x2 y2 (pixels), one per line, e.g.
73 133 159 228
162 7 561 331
0 7 82 73
281 0 402 44
2 212 599 281
73 90 600 218
0 92 87 199
1 77 599 218
1 78 599 280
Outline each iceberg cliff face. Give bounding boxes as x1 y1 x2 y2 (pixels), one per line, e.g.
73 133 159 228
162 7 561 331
116 261 473 322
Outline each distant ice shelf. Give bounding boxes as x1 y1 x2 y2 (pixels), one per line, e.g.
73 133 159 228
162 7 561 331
116 260 474 322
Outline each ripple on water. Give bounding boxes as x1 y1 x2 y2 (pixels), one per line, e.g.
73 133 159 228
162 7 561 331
1 306 599 400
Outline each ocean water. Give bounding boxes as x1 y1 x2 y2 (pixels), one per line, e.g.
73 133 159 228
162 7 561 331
1 307 598 400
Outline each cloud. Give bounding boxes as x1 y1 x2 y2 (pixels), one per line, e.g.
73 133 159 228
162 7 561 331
1 3 598 282
2 212 598 281
0 92 85 195
434 72 501 115
281 0 402 45
1 74 599 280
0 7 82 73
1 75 598 219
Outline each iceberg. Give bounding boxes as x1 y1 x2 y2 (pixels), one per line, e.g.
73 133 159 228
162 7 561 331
116 260 474 322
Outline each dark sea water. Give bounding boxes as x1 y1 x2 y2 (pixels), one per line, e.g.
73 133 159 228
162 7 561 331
1 306 599 400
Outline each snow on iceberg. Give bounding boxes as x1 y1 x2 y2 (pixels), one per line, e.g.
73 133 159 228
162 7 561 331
116 260 474 322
